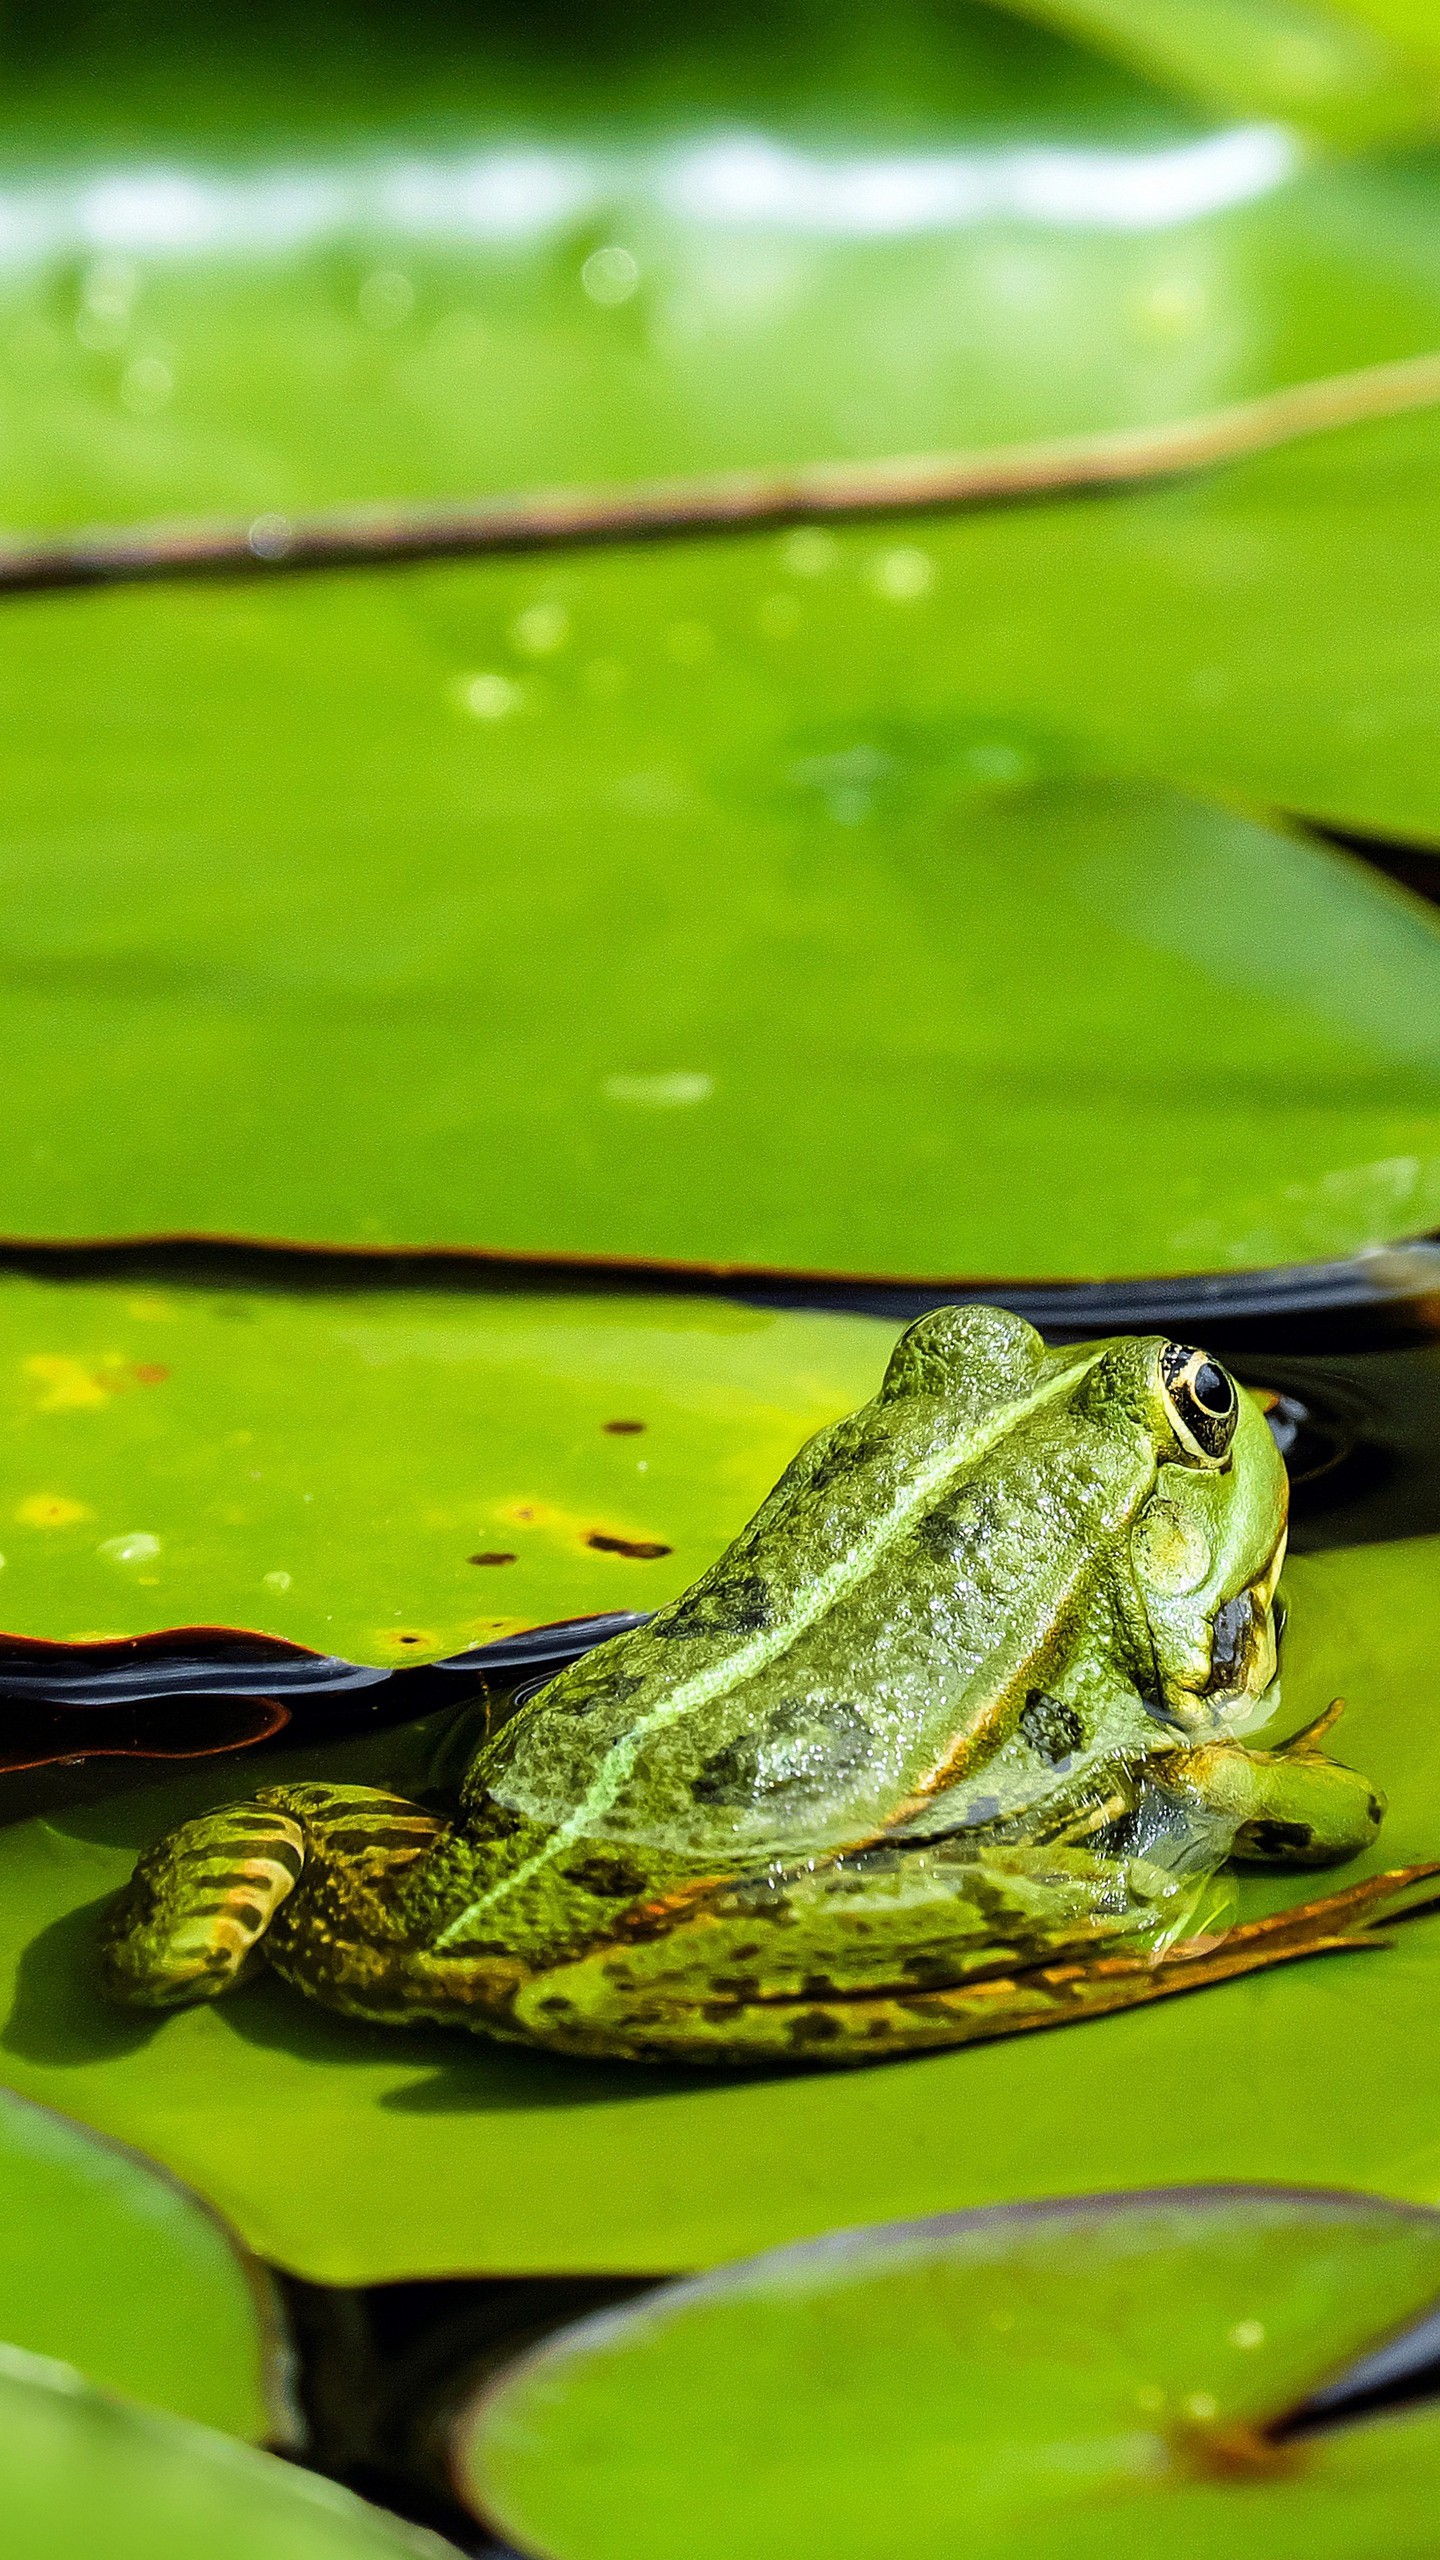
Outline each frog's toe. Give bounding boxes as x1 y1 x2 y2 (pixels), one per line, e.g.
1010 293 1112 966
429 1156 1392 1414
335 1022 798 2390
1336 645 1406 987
97 1802 305 2007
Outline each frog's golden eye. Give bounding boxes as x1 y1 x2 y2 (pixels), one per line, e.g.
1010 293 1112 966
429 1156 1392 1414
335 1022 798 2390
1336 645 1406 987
1159 1342 1238 1463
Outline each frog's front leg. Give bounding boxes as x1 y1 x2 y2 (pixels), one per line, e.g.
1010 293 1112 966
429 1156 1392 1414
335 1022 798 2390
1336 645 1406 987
1157 1702 1386 1865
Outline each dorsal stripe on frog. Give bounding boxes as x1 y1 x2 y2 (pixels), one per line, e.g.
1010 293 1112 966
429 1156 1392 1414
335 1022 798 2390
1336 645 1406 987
434 1347 1107 1945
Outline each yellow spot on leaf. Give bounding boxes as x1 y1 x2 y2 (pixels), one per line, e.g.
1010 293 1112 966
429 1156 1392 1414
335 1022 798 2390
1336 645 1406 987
17 1494 93 1528
23 1356 111 1412
501 1498 568 1529
124 1295 174 1320
375 1627 440 1656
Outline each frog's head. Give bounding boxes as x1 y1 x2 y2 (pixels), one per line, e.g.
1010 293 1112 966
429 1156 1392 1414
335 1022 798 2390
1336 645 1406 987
1080 1335 1288 1731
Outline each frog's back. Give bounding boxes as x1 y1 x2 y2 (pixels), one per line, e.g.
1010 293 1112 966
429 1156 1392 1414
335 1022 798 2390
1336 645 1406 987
468 1308 1156 1865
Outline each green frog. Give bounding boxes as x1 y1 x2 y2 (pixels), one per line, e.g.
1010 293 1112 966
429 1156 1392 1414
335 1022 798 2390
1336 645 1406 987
99 1307 1416 2066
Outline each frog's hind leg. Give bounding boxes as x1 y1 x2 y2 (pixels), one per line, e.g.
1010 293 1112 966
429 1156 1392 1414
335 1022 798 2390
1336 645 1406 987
97 1784 444 2009
509 1841 1439 2067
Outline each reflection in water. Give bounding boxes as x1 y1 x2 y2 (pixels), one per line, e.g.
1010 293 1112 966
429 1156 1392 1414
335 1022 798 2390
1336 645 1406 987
0 126 1297 270
1236 1338 1440 1554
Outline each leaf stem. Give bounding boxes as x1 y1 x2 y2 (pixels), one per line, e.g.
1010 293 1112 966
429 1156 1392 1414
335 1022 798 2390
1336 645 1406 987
4 346 1440 594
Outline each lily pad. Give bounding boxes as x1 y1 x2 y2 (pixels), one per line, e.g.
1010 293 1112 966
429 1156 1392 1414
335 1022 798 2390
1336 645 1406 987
0 2084 279 2439
991 2 1440 146
0 1278 889 1667
8 9 1440 531
2 16 1440 1284
0 2339 457 2560
0 591 1438 1278
1 1528 1437 2285
460 2186 1440 2560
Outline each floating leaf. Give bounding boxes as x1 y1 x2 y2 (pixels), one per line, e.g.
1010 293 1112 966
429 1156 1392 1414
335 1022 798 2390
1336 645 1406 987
0 2340 456 2560
0 1279 888 1667
989 2 1440 147
0 641 1438 1276
0 19 1439 1282
1 1530 1437 2285
0 2084 278 2439
461 2186 1440 2560
6 11 1440 529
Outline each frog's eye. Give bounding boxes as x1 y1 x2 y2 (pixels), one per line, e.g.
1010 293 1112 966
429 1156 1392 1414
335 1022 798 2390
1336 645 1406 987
1159 1343 1239 1464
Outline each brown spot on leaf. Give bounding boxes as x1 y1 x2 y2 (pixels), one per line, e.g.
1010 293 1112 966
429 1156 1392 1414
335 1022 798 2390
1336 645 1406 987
1171 2421 1300 2480
603 1419 646 1435
469 1551 518 1567
133 1363 170 1386
587 1531 673 1560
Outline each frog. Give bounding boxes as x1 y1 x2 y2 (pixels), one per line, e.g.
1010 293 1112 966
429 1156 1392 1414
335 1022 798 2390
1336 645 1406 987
98 1305 1421 2067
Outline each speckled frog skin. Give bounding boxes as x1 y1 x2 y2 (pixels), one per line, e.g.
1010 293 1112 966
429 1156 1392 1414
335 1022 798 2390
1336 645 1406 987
100 1306 1396 2065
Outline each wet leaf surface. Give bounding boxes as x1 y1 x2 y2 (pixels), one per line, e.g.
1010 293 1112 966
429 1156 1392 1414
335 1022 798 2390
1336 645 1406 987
0 1279 889 1667
0 1531 1436 2286
460 2186 1440 2560
1 605 1439 1275
0 2340 458 2560
0 2084 277 2438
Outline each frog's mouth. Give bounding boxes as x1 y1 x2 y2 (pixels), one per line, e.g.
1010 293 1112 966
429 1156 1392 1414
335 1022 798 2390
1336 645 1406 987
1199 1527 1287 1710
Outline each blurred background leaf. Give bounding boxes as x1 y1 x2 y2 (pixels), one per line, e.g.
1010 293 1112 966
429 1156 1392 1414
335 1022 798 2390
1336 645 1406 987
984 2 1440 148
2 622 1439 1276
0 2342 458 2560
0 2085 280 2439
3 4 1440 527
0 7 1436 1279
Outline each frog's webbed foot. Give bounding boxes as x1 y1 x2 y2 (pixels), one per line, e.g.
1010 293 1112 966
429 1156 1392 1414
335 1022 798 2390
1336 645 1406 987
97 1784 445 2009
1157 1700 1386 1866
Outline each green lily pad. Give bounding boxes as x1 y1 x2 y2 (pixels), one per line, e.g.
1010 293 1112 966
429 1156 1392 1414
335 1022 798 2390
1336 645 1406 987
0 578 1438 1278
0 2340 457 2560
1 1527 1437 2285
0 2084 278 2439
8 8 1440 531
460 2186 1440 2560
0 1278 890 1667
3 16 1440 1285
991 2 1440 146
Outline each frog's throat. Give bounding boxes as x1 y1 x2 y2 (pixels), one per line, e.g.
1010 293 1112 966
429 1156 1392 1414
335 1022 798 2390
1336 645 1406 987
434 1346 1107 1948
1162 1523 1288 1732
